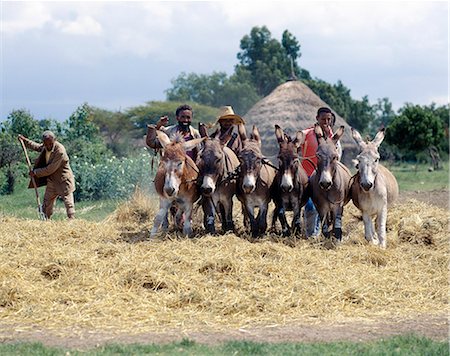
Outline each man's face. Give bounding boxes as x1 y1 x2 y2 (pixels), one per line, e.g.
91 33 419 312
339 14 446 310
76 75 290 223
176 110 192 127
43 137 55 151
220 119 234 130
317 112 333 134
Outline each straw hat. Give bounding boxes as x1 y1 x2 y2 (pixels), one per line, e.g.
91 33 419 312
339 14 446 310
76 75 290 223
216 106 245 125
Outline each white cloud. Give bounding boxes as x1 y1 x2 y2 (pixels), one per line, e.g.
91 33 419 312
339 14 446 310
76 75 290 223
54 15 102 36
1 2 51 34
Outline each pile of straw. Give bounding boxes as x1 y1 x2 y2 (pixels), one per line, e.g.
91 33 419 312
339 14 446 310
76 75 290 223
0 191 448 336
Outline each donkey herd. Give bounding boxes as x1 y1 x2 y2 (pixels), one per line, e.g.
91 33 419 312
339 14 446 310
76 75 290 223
150 123 398 249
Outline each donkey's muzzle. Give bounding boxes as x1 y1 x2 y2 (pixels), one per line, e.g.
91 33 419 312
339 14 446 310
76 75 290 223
361 182 373 191
164 187 176 197
201 186 213 196
319 181 332 190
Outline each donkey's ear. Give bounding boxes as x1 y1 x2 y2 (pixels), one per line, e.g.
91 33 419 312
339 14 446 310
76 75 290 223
351 127 365 148
294 131 305 148
198 123 209 138
314 123 325 144
372 128 386 148
332 126 345 144
156 130 171 148
182 137 206 152
251 125 261 144
275 125 285 143
238 123 247 141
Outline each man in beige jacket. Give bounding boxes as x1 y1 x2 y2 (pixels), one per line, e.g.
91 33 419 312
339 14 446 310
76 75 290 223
18 131 75 219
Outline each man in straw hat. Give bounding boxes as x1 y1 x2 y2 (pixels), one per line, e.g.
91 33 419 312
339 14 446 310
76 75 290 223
18 131 75 219
210 106 245 154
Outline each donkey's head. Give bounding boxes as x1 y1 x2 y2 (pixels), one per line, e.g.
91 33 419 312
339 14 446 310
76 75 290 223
275 125 304 192
196 136 225 197
315 124 344 191
238 124 263 194
352 128 385 192
157 131 204 197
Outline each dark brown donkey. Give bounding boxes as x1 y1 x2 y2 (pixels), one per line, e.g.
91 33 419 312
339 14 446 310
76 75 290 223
150 131 205 237
271 125 309 236
307 124 351 240
236 124 276 237
196 124 240 234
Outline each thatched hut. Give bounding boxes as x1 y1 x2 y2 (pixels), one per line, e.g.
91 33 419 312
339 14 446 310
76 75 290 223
243 80 358 166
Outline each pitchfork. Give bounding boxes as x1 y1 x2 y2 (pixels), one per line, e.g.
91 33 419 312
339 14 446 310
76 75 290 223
19 138 47 220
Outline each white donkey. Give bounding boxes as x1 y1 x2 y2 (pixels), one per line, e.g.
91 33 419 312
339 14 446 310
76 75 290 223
350 128 399 248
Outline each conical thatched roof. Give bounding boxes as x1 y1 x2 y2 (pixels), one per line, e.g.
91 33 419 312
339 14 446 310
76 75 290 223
243 80 358 165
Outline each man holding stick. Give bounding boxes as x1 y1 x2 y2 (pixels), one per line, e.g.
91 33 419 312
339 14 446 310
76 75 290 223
18 131 75 219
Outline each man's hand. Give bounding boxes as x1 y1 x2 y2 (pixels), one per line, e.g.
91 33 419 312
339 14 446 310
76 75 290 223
18 134 26 141
29 170 37 178
156 116 169 129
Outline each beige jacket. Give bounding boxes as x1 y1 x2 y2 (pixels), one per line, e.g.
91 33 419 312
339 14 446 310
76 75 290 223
22 137 75 195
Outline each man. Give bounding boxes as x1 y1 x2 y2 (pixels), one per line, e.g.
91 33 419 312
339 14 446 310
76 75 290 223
300 107 341 237
146 104 201 161
18 131 75 219
210 106 244 154
146 104 202 229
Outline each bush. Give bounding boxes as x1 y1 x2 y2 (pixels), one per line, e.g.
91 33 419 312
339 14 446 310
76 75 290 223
71 149 154 201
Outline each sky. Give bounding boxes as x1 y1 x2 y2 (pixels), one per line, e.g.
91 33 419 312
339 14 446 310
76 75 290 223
1 1 448 122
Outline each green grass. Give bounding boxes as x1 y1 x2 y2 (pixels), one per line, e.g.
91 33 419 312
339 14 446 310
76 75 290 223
388 161 449 191
0 335 447 355
0 177 122 221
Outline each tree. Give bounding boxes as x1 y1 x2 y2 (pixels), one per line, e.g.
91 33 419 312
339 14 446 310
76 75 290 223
91 108 138 157
165 71 260 114
63 103 110 164
385 104 444 160
236 26 300 96
1 109 41 140
370 97 396 135
0 110 41 194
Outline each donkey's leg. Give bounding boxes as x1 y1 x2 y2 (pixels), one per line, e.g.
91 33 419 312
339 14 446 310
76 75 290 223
202 197 216 234
245 203 257 237
257 203 269 237
292 202 302 236
182 202 195 237
221 197 235 232
150 199 171 237
376 205 388 249
333 206 344 241
362 212 377 245
277 205 291 236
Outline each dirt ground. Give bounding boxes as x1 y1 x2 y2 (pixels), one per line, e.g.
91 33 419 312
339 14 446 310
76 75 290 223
1 190 448 350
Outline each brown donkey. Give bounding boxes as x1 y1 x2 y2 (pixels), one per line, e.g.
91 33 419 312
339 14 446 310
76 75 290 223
307 124 351 240
151 131 205 237
271 125 309 236
196 124 240 234
350 128 399 248
236 125 276 237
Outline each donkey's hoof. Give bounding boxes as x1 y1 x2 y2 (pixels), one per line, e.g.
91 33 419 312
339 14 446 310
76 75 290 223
205 223 216 234
334 228 342 241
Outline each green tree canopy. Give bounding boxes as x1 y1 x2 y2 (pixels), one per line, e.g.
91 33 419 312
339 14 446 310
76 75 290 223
385 104 444 159
236 26 300 96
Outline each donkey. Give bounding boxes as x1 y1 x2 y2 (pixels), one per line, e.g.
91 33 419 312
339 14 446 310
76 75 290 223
150 131 205 237
196 124 240 234
271 125 309 236
307 124 352 240
350 128 399 248
236 124 276 237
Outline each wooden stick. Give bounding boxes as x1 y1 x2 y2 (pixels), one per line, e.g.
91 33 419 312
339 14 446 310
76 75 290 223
19 138 46 220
